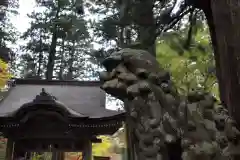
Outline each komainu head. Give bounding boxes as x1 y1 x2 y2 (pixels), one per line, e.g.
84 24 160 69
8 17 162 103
99 48 170 100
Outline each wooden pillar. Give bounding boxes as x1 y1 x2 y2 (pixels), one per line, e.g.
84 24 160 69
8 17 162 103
5 138 14 160
125 118 136 160
12 142 27 160
83 140 92 160
24 152 31 159
52 151 65 160
59 152 65 160
124 102 136 160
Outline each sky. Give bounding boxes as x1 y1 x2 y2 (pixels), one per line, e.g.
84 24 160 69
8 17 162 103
11 0 35 33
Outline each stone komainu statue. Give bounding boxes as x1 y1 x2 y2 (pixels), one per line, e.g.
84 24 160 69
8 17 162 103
99 48 240 160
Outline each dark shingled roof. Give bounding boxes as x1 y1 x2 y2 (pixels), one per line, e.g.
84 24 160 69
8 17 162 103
0 79 124 119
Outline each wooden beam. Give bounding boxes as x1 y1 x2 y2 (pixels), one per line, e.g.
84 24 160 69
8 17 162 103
14 78 102 86
91 137 102 143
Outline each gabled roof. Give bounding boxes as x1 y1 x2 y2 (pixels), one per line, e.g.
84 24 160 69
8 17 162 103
0 79 124 119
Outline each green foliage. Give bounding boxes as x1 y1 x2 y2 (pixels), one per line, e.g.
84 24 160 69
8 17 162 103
92 136 113 156
156 24 219 98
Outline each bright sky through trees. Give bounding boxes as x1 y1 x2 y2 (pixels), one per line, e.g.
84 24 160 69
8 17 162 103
9 0 122 111
10 0 35 33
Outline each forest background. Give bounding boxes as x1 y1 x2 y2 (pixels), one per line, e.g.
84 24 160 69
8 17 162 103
0 0 218 159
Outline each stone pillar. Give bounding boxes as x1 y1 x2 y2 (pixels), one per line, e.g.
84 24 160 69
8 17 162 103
5 138 14 160
83 140 92 160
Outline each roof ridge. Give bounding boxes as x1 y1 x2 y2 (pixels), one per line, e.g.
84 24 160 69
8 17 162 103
12 78 102 86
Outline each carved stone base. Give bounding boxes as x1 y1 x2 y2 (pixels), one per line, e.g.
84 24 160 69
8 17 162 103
100 48 240 160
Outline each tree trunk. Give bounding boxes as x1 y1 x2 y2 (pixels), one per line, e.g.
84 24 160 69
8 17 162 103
37 33 43 77
46 8 60 80
66 41 75 80
138 0 156 56
46 29 58 80
118 26 124 48
205 0 240 125
58 39 65 80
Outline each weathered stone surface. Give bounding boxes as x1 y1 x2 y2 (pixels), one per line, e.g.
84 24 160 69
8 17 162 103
99 48 240 160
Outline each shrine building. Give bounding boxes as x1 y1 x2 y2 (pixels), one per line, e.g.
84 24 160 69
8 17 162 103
0 79 125 160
